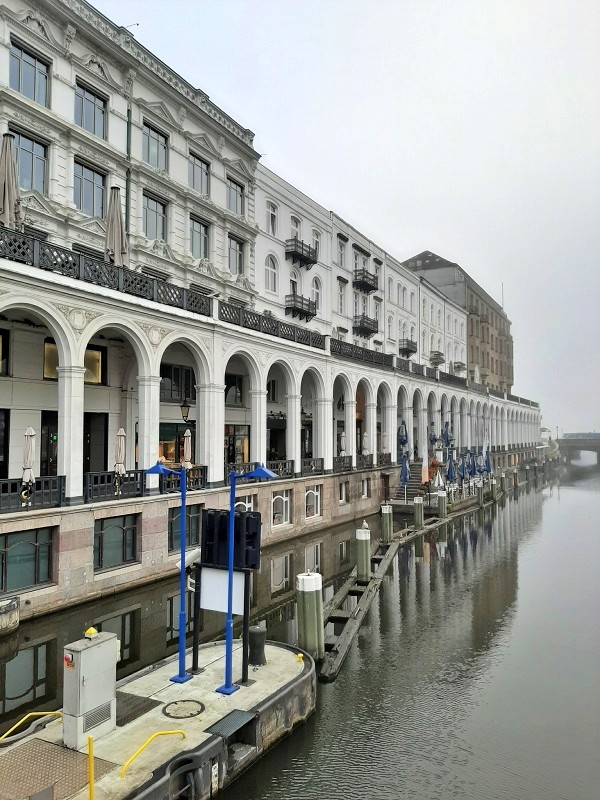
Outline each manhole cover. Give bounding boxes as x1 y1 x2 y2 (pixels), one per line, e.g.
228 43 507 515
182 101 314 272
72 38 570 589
163 700 205 719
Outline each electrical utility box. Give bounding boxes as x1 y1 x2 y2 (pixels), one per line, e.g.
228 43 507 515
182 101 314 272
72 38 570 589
63 631 118 750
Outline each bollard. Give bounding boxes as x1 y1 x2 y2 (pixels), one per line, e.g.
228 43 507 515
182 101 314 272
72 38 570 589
477 482 484 507
413 496 424 530
296 572 324 661
248 625 267 666
534 464 538 479
437 490 447 518
513 470 519 489
381 504 392 545
525 465 530 482
491 478 497 500
500 472 506 493
356 520 371 583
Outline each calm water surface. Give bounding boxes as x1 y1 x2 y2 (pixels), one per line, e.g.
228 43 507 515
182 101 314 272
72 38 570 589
223 460 600 800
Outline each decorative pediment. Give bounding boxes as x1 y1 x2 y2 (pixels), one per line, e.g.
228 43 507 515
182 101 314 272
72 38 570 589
222 157 256 181
13 9 63 50
76 217 107 235
235 274 258 296
75 53 122 92
186 131 222 159
20 191 58 217
138 100 180 129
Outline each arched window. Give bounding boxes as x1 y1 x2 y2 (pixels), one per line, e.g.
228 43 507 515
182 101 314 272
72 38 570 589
387 315 393 339
397 284 401 305
461 347 465 361
422 299 427 319
265 255 278 293
410 292 415 312
460 322 465 338
388 277 393 301
447 343 451 362
437 309 441 327
290 268 301 296
402 286 407 308
454 318 458 335
454 344 458 360
312 229 320 259
422 330 427 353
311 276 321 311
438 336 442 351
430 333 435 351
402 320 407 339
266 201 277 236
291 215 301 240
410 324 415 340
447 313 451 331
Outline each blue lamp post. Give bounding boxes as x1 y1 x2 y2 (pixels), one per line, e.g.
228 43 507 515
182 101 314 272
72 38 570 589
217 463 277 695
146 461 192 684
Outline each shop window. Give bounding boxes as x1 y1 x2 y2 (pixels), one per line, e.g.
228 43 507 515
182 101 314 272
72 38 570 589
159 423 195 465
43 339 106 384
168 504 203 552
0 526 53 593
93 514 137 571
160 363 196 402
305 484 322 518
224 425 250 467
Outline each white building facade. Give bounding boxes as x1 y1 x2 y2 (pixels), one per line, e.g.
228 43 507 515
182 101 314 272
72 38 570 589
0 0 541 616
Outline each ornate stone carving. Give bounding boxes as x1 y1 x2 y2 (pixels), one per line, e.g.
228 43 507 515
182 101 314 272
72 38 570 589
64 23 77 52
139 323 171 348
56 305 102 334
75 53 122 92
124 69 136 97
13 112 51 137
75 144 109 167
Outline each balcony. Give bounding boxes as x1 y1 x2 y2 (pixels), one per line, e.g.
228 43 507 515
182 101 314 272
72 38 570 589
429 351 445 367
453 361 466 374
333 456 352 473
266 459 294 479
352 314 378 337
0 476 65 514
84 470 146 502
284 293 317 321
301 458 324 476
159 466 208 493
356 454 373 470
219 302 324 349
378 453 392 466
330 338 394 370
398 339 418 358
285 237 318 268
352 268 378 293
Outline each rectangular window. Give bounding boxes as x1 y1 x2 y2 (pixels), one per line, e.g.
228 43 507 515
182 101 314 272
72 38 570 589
142 123 168 170
0 330 9 376
159 363 196 402
43 339 106 384
305 541 322 573
227 177 244 215
353 292 359 316
10 42 48 105
190 217 209 260
93 515 137 571
305 485 322 518
168 504 202 552
143 194 166 240
361 478 371 498
74 161 105 218
271 552 292 594
0 527 53 593
338 282 346 314
74 83 106 138
339 480 349 503
272 489 291 526
159 422 195 464
11 130 47 194
339 539 350 565
338 239 346 267
188 153 209 194
228 236 244 275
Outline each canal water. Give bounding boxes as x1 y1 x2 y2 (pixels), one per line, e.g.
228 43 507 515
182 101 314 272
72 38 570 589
2 462 598 799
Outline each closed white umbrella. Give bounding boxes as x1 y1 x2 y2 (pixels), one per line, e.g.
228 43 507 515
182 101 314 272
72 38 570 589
114 428 126 476
362 431 369 456
340 430 346 456
105 186 127 267
0 133 22 230
22 426 35 484
183 428 193 469
382 431 388 453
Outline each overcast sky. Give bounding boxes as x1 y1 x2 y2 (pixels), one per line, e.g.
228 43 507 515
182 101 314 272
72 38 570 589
95 0 600 435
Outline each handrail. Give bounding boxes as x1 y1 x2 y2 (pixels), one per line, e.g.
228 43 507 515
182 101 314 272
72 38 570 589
120 730 186 778
0 711 62 742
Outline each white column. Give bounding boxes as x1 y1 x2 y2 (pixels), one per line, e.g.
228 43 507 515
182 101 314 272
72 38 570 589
345 400 357 468
286 393 302 475
316 397 333 471
122 389 137 468
57 366 85 503
405 404 414 460
419 407 428 463
387 403 397 464
366 401 377 462
250 389 267 465
137 375 161 491
197 383 225 485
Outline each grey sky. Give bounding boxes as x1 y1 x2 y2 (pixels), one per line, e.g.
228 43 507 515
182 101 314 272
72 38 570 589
95 0 600 434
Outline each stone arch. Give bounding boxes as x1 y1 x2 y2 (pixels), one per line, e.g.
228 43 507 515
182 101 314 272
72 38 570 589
78 315 152 376
0 295 76 366
156 332 212 386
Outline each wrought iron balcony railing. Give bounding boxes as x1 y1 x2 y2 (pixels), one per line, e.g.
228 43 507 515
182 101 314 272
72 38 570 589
84 470 146 502
219 302 324 349
266 459 294 479
356 454 373 470
378 453 392 466
284 294 317 321
352 314 378 337
285 237 318 268
352 268 378 293
158 466 208 494
398 339 417 357
0 475 65 513
301 458 324 476
330 338 394 369
333 456 352 473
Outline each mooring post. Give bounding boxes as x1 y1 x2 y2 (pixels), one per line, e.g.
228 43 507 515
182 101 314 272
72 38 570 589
413 496 424 530
491 478 497 500
381 503 392 544
500 472 506 493
437 490 447 518
513 469 519 489
534 463 538 479
356 520 371 583
296 572 324 661
477 482 484 507
525 465 530 482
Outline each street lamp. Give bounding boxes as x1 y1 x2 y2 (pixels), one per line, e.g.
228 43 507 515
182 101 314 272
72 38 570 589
216 463 277 695
180 397 190 423
146 460 191 684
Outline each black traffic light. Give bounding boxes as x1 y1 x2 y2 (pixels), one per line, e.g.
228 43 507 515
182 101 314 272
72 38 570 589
201 509 262 570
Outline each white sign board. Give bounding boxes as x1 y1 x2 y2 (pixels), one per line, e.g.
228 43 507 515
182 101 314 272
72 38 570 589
200 567 245 615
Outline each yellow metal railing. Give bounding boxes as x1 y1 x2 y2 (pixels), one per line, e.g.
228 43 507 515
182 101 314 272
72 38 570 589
120 730 186 778
0 711 62 743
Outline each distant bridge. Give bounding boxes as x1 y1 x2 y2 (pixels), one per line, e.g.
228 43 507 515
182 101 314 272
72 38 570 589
558 433 600 462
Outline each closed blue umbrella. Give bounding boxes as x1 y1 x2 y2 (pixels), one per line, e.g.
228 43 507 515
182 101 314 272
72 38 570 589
442 421 451 448
446 452 456 483
468 450 477 477
476 454 485 475
429 423 437 446
485 449 492 475
457 452 467 481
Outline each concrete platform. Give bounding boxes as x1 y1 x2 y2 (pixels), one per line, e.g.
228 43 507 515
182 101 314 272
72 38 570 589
0 641 315 800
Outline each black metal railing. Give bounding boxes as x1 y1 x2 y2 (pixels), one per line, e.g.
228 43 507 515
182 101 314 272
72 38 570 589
378 452 392 466
467 380 488 395
488 387 505 399
425 366 437 379
398 339 417 356
219 302 325 350
84 470 146 502
352 268 378 293
285 237 318 267
352 314 378 336
301 458 324 476
439 371 467 387
0 475 65 513
158 466 208 493
284 294 317 321
412 363 425 376
397 357 411 372
266 459 294 479
330 338 394 370
0 227 212 317
333 456 352 473
356 454 373 470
